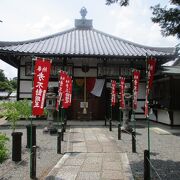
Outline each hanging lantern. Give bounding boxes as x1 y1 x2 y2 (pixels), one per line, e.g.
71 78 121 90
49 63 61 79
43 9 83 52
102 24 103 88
82 64 89 72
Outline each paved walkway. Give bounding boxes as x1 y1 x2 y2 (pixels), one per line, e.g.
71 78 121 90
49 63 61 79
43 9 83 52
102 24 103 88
46 126 134 180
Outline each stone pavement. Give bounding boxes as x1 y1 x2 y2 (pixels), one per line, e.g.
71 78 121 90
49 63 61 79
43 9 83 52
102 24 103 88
46 125 134 180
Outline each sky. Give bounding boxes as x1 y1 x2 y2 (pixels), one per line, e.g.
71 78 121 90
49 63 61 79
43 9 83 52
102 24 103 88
0 0 179 79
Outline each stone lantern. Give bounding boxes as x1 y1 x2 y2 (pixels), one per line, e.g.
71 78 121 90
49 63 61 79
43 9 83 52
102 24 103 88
45 87 56 121
121 91 133 132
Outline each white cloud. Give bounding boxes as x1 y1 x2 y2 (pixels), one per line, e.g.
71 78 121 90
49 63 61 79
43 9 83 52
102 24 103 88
0 61 17 79
109 0 179 47
25 16 71 38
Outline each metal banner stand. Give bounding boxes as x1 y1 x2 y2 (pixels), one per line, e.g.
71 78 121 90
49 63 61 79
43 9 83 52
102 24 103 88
118 79 122 140
144 55 150 180
30 56 35 179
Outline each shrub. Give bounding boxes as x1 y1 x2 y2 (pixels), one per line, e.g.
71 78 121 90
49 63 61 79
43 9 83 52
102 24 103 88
0 100 31 131
0 133 9 163
0 101 20 131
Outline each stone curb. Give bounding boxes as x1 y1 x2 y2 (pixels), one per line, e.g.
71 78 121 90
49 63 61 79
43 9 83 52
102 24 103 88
45 153 71 180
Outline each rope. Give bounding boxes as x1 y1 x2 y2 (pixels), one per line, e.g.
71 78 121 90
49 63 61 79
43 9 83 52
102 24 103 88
107 123 162 179
146 156 162 180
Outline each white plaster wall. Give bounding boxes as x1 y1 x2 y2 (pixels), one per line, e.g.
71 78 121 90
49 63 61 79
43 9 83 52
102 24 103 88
20 66 32 80
20 81 59 92
173 111 180 125
20 56 32 66
138 83 146 99
149 112 157 121
20 81 32 93
157 109 171 125
20 93 32 99
135 114 145 119
135 101 145 113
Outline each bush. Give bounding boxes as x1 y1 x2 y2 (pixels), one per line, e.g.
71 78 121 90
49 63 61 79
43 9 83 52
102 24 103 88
0 133 9 163
0 100 31 131
16 99 31 120
0 101 20 131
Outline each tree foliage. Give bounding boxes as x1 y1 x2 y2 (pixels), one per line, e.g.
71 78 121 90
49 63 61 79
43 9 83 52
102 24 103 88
0 100 31 131
0 133 9 163
0 69 17 92
106 0 129 6
151 2 180 39
106 0 180 39
0 70 8 82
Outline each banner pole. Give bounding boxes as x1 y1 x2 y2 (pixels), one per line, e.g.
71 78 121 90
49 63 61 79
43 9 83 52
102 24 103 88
30 56 35 178
146 55 151 180
119 78 121 125
145 56 150 154
132 70 136 135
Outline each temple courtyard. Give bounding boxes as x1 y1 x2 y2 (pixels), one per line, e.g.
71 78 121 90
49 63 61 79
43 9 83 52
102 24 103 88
0 119 180 180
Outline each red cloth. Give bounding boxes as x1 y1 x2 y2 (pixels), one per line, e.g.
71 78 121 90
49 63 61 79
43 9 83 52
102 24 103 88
86 77 96 93
62 75 72 109
147 57 156 90
32 58 51 116
145 57 156 117
56 70 67 111
120 77 125 109
111 80 116 106
133 70 140 110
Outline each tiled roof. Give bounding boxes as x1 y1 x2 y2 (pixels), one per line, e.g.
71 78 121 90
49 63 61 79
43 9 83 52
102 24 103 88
0 27 175 57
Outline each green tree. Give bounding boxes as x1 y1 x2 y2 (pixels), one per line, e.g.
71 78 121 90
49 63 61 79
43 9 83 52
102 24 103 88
0 82 13 92
151 1 180 39
0 69 17 92
9 77 17 90
106 0 180 39
0 69 8 82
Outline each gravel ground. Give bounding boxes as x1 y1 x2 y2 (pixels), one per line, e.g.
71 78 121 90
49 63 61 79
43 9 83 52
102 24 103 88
106 121 180 180
0 126 65 180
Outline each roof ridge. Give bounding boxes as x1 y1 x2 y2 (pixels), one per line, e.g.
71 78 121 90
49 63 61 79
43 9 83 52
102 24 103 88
92 28 175 53
0 28 76 47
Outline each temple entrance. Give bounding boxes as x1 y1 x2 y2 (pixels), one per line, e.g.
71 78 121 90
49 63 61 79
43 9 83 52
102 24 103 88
67 77 106 120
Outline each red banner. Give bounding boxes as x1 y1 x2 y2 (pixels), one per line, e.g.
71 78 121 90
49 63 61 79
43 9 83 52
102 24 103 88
111 80 116 106
56 70 67 111
133 70 140 110
147 57 156 90
145 57 156 117
120 77 125 109
32 58 51 116
62 75 72 109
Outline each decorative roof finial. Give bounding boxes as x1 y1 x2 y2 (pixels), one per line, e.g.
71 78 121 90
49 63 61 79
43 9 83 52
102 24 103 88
80 7 87 19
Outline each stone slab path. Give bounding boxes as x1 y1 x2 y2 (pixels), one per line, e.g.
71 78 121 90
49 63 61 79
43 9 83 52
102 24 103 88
46 126 134 180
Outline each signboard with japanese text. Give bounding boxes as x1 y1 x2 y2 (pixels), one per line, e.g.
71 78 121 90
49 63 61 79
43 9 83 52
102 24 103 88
80 102 88 108
97 64 132 77
56 70 67 111
62 75 72 109
32 58 51 116
120 77 125 109
133 70 140 110
145 57 156 117
111 80 116 106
